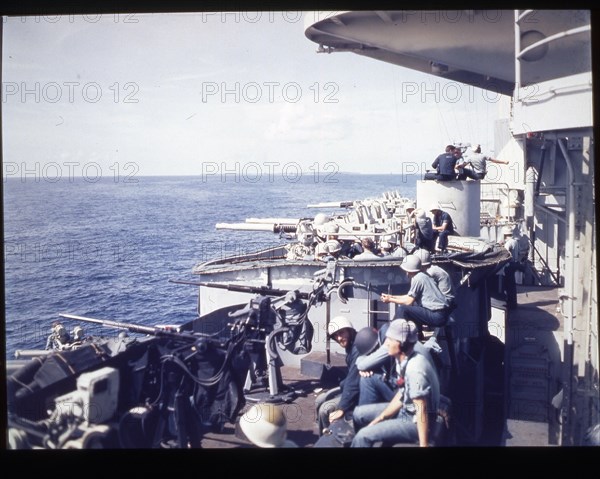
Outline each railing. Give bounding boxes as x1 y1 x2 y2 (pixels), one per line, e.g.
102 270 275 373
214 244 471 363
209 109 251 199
514 10 591 101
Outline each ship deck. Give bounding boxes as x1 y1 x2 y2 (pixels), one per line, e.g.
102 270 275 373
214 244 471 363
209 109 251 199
196 284 564 449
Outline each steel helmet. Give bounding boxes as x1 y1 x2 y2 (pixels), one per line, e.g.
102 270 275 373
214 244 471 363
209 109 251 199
386 319 419 344
354 327 380 355
314 213 330 226
325 239 342 254
315 242 328 256
324 222 340 234
327 316 354 337
72 326 84 341
413 248 431 266
239 403 289 448
52 323 68 340
400 254 422 273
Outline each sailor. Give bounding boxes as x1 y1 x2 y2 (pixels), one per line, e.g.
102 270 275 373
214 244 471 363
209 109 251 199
356 321 439 407
379 240 393 257
456 144 509 180
404 201 416 218
323 221 339 240
499 225 522 309
385 234 406 258
314 241 330 261
321 221 351 258
285 220 315 260
45 322 71 350
381 255 451 331
315 316 361 433
411 208 435 253
430 205 456 254
351 319 440 447
353 237 383 261
238 402 298 448
423 145 458 181
452 145 464 167
413 248 456 308
313 213 331 238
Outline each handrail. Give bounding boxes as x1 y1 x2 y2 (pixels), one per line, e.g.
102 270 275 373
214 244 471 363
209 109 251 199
517 25 591 61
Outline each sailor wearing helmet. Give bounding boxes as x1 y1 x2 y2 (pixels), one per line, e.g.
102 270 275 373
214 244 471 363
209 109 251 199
351 319 440 447
315 316 361 433
408 208 435 253
45 322 71 350
381 254 451 331
430 204 455 254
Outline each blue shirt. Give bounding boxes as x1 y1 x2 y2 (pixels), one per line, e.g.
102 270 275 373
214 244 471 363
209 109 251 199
433 211 454 234
338 344 361 412
432 153 457 176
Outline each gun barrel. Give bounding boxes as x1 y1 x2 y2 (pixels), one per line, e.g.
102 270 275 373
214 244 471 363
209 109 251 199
215 223 277 232
307 201 354 208
59 313 158 335
245 218 300 225
194 282 320 301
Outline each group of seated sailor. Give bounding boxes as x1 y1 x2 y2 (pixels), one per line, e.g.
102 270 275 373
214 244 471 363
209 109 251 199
288 198 460 263
424 143 509 182
241 250 455 448
310 209 458 261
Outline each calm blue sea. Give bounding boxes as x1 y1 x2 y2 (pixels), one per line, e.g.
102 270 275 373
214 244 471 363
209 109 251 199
3 173 417 358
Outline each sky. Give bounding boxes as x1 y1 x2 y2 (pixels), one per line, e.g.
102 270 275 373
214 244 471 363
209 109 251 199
1 11 504 177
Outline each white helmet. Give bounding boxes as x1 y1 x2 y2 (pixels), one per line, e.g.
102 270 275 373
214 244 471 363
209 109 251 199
52 323 69 340
315 242 328 256
400 254 422 273
239 403 290 448
327 316 354 337
413 248 431 266
72 326 84 341
324 222 340 235
429 203 441 212
314 213 330 226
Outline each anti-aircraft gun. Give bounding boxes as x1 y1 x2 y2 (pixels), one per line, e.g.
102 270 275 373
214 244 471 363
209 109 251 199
214 192 412 258
6 263 341 449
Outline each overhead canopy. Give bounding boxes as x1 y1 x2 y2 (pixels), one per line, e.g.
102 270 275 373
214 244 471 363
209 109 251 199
304 10 591 96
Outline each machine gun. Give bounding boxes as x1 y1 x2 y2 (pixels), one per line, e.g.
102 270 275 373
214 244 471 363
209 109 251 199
57 313 204 342
7 300 284 449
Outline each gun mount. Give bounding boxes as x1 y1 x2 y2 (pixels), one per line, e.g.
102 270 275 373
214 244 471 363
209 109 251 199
6 266 342 449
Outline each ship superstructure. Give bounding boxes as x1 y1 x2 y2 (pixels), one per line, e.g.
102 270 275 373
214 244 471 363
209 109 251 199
305 8 596 446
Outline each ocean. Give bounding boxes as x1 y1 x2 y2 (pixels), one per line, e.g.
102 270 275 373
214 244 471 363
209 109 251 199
3 173 417 358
